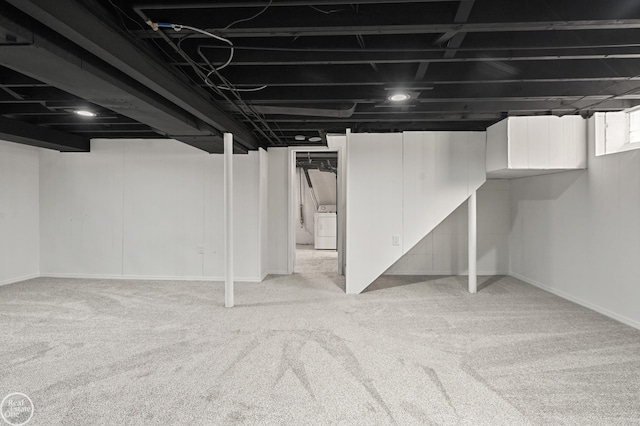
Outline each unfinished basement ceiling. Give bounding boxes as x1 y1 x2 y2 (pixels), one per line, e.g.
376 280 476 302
2 0 640 152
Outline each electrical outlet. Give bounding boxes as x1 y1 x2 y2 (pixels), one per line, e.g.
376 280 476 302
392 235 400 246
198 244 204 254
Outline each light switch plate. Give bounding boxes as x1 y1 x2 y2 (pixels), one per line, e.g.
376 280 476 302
392 235 400 246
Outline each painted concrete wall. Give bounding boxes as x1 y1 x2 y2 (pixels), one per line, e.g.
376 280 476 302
0 140 40 285
387 180 509 275
346 131 486 294
39 139 264 281
510 117 640 329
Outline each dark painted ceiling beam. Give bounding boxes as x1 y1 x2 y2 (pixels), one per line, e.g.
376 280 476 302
440 0 475 59
270 121 492 131
0 5 235 153
0 115 89 151
190 49 640 66
185 59 640 87
201 76 640 89
221 95 616 105
7 0 258 151
215 81 640 103
137 20 640 38
135 0 459 10
249 113 503 122
0 44 228 151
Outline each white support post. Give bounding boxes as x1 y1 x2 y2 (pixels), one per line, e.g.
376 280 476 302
468 190 477 294
224 133 234 307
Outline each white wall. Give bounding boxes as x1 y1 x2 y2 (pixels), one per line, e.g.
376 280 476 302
40 139 264 281
259 148 269 280
267 147 289 274
402 131 486 254
0 140 40 285
510 117 640 329
346 133 404 293
328 135 347 275
346 131 486 294
387 180 510 275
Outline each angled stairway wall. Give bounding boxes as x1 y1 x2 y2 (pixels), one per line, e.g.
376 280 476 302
345 131 486 294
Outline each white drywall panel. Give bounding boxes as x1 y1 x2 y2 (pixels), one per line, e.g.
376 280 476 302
346 132 403 294
40 139 263 281
259 148 269 280
495 116 587 174
40 140 124 276
231 151 261 280
549 117 564 169
402 131 436 253
527 116 550 168
0 140 40 285
468 132 488 191
203 155 225 279
348 131 486 293
508 117 529 168
327 134 347 275
510 117 640 329
122 139 206 278
388 180 509 275
402 131 486 256
267 147 289 274
486 119 508 172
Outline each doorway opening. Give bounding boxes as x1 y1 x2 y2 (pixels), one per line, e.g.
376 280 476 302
289 148 341 275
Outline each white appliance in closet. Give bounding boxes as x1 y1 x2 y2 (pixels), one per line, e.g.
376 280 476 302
314 205 337 250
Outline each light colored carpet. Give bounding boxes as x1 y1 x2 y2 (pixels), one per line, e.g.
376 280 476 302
294 245 337 274
1 273 639 425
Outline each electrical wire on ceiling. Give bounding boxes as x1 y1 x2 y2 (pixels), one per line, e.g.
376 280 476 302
223 0 273 30
144 18 286 145
308 5 348 15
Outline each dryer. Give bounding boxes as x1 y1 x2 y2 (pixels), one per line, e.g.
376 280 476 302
314 212 337 250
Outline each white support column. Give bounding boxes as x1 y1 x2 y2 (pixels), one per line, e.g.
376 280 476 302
224 133 234 308
468 190 477 294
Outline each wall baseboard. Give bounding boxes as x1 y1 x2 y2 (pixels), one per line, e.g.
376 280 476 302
267 269 289 275
385 270 508 276
41 273 265 283
510 272 640 331
0 273 40 287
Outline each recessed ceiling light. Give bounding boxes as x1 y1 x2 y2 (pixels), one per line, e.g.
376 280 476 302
388 93 410 102
308 136 322 143
74 109 97 117
294 135 306 141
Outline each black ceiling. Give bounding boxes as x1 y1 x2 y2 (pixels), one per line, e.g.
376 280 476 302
2 0 640 153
